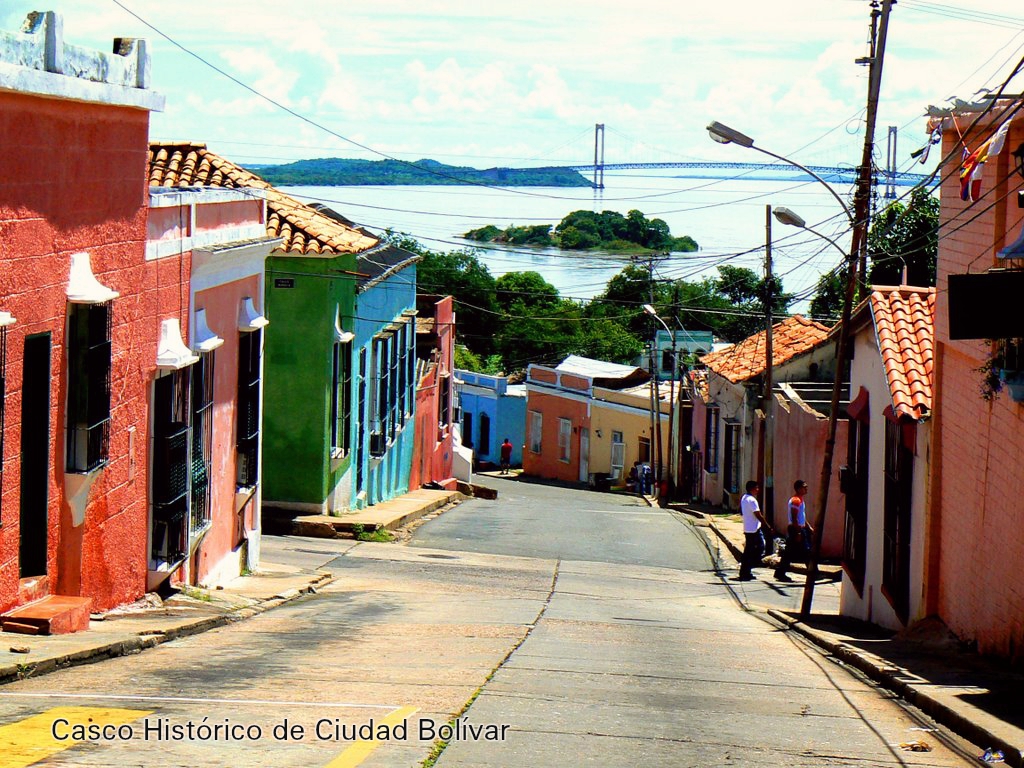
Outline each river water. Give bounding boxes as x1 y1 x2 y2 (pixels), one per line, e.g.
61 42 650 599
279 171 857 310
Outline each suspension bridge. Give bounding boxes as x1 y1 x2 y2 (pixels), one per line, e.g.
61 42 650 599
548 124 928 193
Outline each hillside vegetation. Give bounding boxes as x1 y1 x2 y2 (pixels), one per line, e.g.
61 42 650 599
253 157 593 187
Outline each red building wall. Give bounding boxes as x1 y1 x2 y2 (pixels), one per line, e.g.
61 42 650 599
0 91 166 613
931 113 1024 659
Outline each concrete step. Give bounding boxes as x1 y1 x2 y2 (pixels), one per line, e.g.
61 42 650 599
285 489 466 539
1 595 92 635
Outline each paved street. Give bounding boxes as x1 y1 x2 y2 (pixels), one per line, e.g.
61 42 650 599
0 478 979 766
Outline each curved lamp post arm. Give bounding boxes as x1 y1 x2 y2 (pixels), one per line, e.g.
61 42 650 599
707 121 855 227
773 207 849 259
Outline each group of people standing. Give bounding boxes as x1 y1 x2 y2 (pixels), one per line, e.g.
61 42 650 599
737 478 813 582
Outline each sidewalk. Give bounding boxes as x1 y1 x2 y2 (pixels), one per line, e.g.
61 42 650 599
1 488 464 686
671 497 1024 766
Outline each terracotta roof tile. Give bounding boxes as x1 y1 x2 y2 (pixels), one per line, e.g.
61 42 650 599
870 287 935 420
699 315 830 384
148 142 378 256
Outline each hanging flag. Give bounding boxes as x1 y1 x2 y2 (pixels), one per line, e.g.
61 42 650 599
960 118 1012 202
911 126 942 164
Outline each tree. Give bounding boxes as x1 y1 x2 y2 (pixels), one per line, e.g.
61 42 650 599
495 271 559 312
712 265 795 342
867 188 939 288
386 233 500 355
809 267 846 323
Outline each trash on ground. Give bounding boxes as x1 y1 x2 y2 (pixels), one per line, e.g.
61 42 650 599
980 748 1005 764
898 740 932 752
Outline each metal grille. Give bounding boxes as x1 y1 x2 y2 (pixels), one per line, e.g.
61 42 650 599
236 330 262 486
152 369 190 564
66 302 112 472
190 353 214 534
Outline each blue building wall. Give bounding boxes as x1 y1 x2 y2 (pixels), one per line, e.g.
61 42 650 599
455 370 526 466
352 264 417 507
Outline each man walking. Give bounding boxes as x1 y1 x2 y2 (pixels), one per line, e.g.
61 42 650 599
499 437 513 474
737 480 770 581
774 479 813 582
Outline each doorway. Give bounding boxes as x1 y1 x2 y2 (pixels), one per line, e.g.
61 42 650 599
19 333 51 578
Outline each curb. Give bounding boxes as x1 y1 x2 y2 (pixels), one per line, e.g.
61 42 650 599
0 572 334 686
767 608 1023 767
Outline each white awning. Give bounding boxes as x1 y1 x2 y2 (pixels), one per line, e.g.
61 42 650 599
0 311 15 327
193 308 224 352
67 252 118 304
156 319 199 370
238 297 269 331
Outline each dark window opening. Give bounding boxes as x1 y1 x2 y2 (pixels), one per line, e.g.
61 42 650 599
152 369 190 564
356 348 367 490
331 340 353 456
479 412 491 458
882 417 914 623
723 422 740 494
704 406 720 473
462 410 473 448
438 374 451 440
638 436 651 464
190 352 214 536
843 417 870 593
66 301 112 473
19 333 51 577
237 329 262 488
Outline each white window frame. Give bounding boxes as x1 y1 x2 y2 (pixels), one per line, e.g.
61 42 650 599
558 417 571 463
529 410 542 454
610 430 625 480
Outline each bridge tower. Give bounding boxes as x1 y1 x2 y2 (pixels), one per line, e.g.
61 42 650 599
593 123 605 190
884 125 898 199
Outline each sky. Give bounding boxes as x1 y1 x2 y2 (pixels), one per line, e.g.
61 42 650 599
6 0 1024 174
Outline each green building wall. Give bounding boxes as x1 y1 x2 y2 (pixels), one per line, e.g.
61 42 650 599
262 253 356 509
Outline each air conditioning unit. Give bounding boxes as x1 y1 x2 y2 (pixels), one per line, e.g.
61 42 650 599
369 432 386 457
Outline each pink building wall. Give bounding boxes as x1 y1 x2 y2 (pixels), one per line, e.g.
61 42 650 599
410 296 456 490
188 277 262 586
770 394 847 559
0 90 165 614
931 113 1024 659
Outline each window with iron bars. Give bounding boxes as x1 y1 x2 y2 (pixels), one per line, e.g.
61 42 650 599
152 368 190 564
66 301 112 473
704 405 720 473
190 352 214 537
331 339 352 456
237 329 262 488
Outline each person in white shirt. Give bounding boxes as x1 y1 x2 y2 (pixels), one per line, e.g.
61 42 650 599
737 480 771 581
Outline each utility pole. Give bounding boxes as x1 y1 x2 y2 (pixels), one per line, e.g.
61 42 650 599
801 0 892 618
763 205 775 531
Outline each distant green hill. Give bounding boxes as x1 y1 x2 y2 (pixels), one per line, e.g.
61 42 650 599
251 157 594 187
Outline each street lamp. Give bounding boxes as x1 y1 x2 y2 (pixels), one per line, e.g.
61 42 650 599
773 207 848 257
644 304 676 499
707 122 855 227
